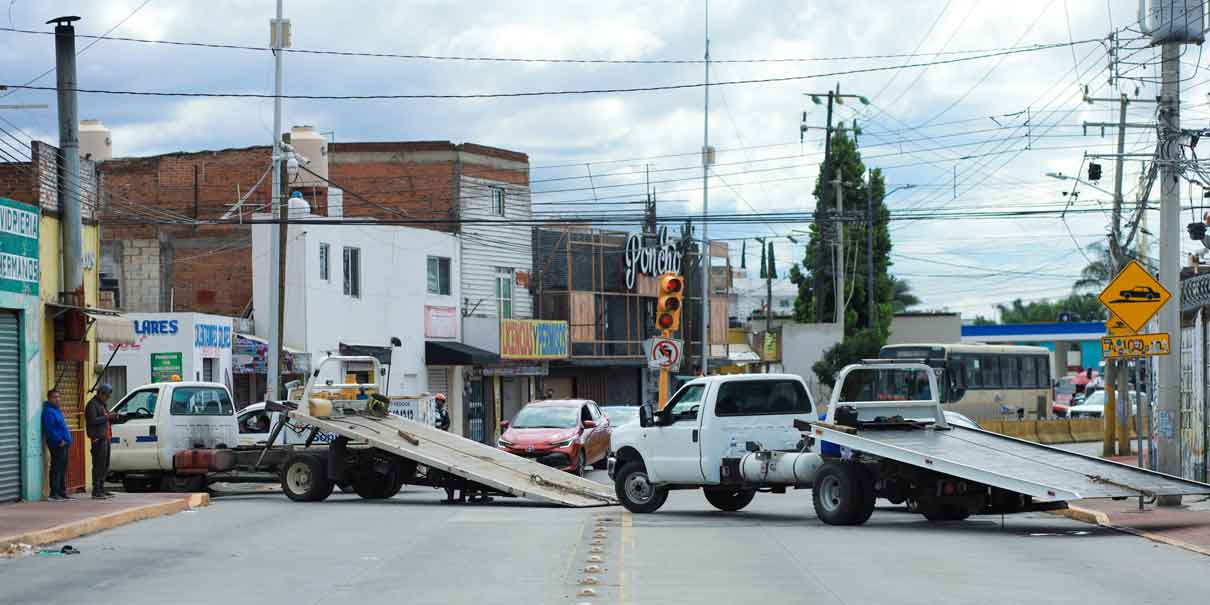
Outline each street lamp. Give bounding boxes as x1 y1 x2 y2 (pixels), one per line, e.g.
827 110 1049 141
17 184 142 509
1045 172 1114 197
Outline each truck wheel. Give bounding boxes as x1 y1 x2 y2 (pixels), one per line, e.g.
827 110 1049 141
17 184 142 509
352 458 415 500
921 503 970 522
812 462 873 525
161 474 207 493
281 454 334 502
703 487 756 512
615 462 668 514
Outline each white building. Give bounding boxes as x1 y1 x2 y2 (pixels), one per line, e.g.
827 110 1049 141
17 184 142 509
251 207 475 429
98 312 235 399
731 273 799 323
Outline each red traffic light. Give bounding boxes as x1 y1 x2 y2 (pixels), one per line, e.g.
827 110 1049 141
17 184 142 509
660 275 683 294
657 313 676 330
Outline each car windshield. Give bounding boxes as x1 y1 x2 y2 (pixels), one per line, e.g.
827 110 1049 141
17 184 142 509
511 405 580 428
1081 391 1106 407
602 406 639 425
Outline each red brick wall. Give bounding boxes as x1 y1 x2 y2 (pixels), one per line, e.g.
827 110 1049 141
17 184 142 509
169 241 253 316
328 157 458 230
0 163 34 206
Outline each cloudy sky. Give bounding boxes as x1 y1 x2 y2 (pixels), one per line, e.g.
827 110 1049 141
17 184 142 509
2 1 1207 319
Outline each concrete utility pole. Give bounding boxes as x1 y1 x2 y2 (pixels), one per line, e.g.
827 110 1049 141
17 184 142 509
50 16 83 305
267 0 287 401
700 1 711 376
866 180 875 330
834 171 844 331
1156 41 1181 501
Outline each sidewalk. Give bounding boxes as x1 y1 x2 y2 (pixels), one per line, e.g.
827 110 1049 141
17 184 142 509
0 492 209 554
1054 451 1210 557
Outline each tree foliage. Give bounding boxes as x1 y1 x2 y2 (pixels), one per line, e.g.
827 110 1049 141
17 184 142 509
812 328 884 387
789 124 896 336
977 293 1107 324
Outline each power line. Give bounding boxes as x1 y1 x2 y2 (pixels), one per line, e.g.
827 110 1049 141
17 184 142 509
0 39 1101 100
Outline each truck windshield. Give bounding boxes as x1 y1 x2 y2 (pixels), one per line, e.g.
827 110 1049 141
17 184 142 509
838 367 935 403
512 405 579 428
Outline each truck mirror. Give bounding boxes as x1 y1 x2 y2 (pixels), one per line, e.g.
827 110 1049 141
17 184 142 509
639 404 653 428
651 409 670 427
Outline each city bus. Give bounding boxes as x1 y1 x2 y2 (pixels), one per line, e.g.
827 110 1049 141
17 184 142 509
877 343 1054 419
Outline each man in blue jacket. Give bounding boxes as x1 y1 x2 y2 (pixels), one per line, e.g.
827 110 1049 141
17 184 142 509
42 389 72 500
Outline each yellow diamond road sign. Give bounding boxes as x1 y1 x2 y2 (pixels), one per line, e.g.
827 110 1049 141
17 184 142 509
1098 260 1171 333
1105 312 1134 336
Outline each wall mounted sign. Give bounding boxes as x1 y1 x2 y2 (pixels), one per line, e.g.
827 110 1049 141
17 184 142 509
500 319 568 360
625 226 682 290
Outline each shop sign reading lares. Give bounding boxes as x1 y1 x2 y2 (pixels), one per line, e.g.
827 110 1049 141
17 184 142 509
624 226 682 290
500 320 569 360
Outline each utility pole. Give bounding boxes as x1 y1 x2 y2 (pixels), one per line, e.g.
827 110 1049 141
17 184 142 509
801 88 869 323
834 170 844 331
866 178 875 330
1156 40 1181 502
266 1 287 401
50 16 83 306
700 1 711 376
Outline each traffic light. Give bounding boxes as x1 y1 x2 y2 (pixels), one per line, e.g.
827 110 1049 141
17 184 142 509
656 272 684 333
1088 162 1102 182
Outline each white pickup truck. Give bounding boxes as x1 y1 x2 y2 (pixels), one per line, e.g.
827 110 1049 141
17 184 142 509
607 373 819 513
610 362 1210 524
108 381 239 492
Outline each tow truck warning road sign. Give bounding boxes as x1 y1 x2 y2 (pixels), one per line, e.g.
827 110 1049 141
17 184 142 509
1098 260 1171 333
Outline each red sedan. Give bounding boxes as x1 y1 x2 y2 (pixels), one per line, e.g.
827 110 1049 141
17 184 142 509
497 399 612 476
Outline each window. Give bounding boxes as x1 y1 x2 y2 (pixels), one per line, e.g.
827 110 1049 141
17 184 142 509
239 410 272 434
715 380 812 416
1021 355 1037 388
112 389 158 417
427 256 451 295
1002 356 1019 387
491 186 505 216
203 358 216 382
666 384 705 420
981 355 1001 388
343 246 361 298
496 268 514 319
954 354 982 389
169 387 234 416
319 243 330 281
1036 356 1051 388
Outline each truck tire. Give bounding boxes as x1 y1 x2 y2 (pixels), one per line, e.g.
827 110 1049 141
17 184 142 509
281 454 334 502
122 476 157 493
703 487 756 512
615 462 668 514
352 458 416 500
812 462 874 525
161 474 207 493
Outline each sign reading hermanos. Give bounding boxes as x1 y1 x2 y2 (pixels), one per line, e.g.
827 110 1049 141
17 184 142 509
625 226 682 290
0 197 39 296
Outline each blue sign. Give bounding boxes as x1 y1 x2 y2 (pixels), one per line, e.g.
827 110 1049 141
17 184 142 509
195 323 232 349
134 319 179 336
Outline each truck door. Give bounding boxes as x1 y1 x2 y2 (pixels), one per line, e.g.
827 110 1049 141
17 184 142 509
109 387 163 471
648 383 706 483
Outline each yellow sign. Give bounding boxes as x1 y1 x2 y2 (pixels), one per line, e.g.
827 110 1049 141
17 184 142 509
1101 332 1171 359
1105 312 1134 336
1098 260 1171 333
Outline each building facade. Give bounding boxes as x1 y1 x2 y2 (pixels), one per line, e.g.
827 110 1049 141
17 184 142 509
97 312 235 401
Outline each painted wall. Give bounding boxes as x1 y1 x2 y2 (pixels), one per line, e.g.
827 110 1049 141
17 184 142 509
887 313 962 345
251 212 460 397
777 322 844 401
35 219 102 499
98 312 234 389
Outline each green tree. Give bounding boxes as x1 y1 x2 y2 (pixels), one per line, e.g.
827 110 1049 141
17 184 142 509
994 293 1107 323
789 124 894 335
812 328 884 387
889 276 919 313
1073 242 1115 292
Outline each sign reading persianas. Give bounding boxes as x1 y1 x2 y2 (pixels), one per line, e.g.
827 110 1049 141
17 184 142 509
500 320 569 360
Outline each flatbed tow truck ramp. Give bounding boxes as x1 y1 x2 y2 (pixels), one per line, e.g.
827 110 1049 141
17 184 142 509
288 406 617 507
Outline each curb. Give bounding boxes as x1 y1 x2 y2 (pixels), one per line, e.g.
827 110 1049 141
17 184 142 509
1052 505 1210 558
0 493 210 552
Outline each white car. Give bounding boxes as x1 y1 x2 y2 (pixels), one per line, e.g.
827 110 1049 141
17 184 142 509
1067 390 1138 419
237 401 338 446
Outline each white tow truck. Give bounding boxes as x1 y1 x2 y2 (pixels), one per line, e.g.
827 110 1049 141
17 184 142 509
608 361 1210 524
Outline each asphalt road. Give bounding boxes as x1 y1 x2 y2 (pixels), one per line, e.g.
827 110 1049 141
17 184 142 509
2 469 1208 605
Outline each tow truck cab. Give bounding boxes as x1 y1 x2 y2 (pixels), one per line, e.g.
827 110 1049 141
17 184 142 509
108 381 238 485
607 374 817 512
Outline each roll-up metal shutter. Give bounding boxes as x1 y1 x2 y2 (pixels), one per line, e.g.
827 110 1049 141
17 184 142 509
426 367 449 396
0 311 22 502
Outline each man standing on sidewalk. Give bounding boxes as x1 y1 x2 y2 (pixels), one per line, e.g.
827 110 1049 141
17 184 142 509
84 384 116 499
41 389 72 501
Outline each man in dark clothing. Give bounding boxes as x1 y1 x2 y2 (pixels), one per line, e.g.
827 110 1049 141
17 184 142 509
84 384 117 499
41 389 72 500
434 393 450 431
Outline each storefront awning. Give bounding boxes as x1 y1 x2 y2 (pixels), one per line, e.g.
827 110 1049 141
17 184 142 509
426 340 500 366
339 342 393 365
88 313 136 345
